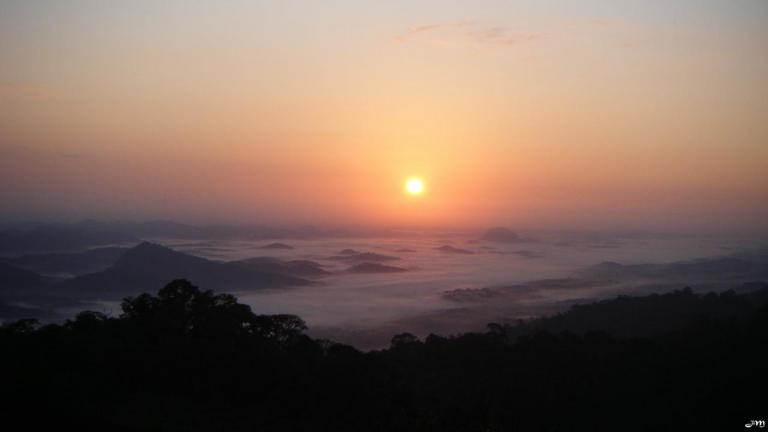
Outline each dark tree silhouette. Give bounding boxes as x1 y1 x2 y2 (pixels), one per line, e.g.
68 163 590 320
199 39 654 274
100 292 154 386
1 279 766 431
390 332 419 348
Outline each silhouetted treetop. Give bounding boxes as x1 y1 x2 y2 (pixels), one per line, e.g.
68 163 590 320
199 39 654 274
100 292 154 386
119 279 306 341
390 332 419 348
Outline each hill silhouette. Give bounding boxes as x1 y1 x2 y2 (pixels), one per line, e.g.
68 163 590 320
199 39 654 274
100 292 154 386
502 283 768 338
53 242 313 300
230 257 330 277
0 262 64 318
581 251 768 282
0 261 48 291
442 250 768 305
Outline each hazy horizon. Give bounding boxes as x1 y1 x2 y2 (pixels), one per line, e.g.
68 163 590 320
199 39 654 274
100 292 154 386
2 218 768 239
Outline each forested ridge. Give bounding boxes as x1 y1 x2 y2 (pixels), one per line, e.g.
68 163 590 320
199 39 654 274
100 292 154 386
2 279 766 431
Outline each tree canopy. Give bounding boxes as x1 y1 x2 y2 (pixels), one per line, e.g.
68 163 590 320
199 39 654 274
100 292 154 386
1 280 766 431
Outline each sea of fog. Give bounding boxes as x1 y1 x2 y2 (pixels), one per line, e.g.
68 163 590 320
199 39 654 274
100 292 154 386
144 232 767 349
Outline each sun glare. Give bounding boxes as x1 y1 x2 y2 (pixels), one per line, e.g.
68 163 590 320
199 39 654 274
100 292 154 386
405 178 424 195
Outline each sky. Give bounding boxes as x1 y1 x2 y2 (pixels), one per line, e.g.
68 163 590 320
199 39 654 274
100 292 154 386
1 1 767 232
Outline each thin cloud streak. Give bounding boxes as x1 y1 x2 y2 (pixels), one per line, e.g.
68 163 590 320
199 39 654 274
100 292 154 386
394 21 467 43
395 22 540 47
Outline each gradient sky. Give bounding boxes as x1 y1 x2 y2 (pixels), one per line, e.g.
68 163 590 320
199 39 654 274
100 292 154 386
1 1 767 231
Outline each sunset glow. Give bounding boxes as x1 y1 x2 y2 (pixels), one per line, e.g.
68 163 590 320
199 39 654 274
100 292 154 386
0 3 767 427
0 1 766 232
405 178 425 196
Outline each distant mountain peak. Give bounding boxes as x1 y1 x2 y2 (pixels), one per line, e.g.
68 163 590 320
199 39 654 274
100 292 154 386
481 227 523 243
259 242 294 250
124 241 178 256
112 242 208 273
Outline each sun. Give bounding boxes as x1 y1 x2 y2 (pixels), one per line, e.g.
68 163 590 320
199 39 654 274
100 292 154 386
405 177 424 195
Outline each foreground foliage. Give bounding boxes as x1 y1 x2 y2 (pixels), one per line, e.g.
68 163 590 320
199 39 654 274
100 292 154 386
1 279 766 431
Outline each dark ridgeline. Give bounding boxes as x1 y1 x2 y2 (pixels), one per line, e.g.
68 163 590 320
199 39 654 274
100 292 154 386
0 260 48 289
53 242 316 300
1 280 766 431
1 241 325 298
0 261 55 320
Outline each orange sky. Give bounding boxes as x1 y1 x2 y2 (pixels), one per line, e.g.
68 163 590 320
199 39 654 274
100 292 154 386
1 1 767 232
